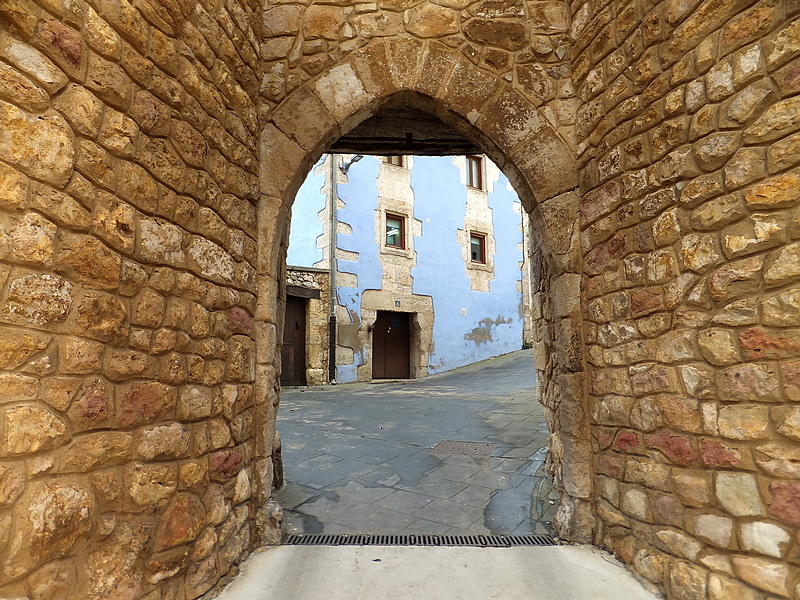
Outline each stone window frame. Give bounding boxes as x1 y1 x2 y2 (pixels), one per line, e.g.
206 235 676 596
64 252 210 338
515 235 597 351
466 155 484 190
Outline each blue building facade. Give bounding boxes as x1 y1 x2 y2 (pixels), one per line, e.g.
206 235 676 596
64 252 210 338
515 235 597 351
287 154 528 384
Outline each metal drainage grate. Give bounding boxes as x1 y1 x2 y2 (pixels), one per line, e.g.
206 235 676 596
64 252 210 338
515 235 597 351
431 440 497 457
283 534 557 547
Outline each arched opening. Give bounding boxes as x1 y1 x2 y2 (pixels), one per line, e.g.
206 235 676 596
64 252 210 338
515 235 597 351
278 148 555 536
254 46 591 545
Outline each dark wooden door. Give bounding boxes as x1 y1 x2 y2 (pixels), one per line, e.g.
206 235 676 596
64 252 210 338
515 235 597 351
372 311 410 379
281 296 307 386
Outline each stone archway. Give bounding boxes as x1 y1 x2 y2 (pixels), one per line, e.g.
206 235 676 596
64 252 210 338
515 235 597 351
253 37 593 544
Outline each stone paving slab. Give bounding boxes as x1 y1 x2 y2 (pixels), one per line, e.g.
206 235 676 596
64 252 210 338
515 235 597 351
276 350 557 537
216 545 663 600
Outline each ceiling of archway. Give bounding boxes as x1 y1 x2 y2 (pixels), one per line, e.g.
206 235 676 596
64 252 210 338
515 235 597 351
328 109 482 156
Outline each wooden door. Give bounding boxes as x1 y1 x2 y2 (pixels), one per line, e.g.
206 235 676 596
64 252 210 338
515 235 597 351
372 311 411 379
281 296 307 386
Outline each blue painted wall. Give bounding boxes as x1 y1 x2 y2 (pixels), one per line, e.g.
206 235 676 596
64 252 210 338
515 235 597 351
410 156 523 374
287 155 524 382
286 157 326 268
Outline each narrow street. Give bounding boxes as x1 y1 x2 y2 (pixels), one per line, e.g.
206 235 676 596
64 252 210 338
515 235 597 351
276 349 557 536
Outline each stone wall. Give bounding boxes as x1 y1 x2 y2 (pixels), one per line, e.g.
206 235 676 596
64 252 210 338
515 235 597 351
2 0 799 598
285 266 330 385
0 0 276 598
572 0 800 598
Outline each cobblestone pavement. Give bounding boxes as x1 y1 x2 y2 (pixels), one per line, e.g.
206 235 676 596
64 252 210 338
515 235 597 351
275 349 558 536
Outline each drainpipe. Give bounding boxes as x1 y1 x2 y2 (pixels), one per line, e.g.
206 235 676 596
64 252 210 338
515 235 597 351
328 154 338 385
327 154 364 385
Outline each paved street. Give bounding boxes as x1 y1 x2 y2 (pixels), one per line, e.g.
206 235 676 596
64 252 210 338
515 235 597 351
275 349 558 536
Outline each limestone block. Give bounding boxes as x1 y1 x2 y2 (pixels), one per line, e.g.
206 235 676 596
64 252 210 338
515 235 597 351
2 403 66 455
694 132 740 171
59 336 102 374
10 483 94 575
53 84 103 137
767 480 800 528
84 4 120 59
99 108 138 157
176 385 216 422
55 431 132 473
621 486 650 520
5 212 56 268
138 137 187 192
754 442 800 479
209 448 243 481
746 95 800 142
725 146 767 190
125 463 177 510
732 556 790 596
157 493 206 550
722 213 785 259
85 52 133 110
691 194 745 231
85 520 152 598
74 291 128 344
55 232 122 290
669 559 707 600
186 237 235 284
672 470 711 507
170 119 206 168
709 255 764 301
3 272 72 326
706 60 735 101
725 80 775 126
137 423 190 461
715 472 764 516
718 404 770 439
767 127 800 174
0 99 73 187
695 513 733 547
774 405 800 439
709 573 765 600
509 126 577 203
271 87 339 155
740 520 790 558
697 328 741 365
656 528 703 560
31 182 90 230
131 89 171 136
119 381 176 427
679 172 724 208
680 233 721 273
0 32 68 94
138 218 184 266
646 429 700 466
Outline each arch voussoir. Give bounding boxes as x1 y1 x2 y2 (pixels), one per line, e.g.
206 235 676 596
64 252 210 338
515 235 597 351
270 86 342 158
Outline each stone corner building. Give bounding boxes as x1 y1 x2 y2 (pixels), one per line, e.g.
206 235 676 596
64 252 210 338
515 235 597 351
0 0 798 598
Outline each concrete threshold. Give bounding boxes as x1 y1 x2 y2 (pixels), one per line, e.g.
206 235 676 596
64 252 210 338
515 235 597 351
216 544 662 600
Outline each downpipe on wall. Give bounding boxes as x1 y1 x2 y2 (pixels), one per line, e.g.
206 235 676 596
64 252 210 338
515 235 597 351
327 154 363 384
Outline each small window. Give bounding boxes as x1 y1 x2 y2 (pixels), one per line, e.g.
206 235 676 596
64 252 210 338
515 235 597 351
466 155 484 190
386 214 405 248
384 155 404 167
470 232 486 263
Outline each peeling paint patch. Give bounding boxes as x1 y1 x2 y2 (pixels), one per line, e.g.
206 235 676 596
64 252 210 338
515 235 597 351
465 316 513 345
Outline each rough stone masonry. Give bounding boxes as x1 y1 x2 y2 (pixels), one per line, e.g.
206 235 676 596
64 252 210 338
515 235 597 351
0 0 798 599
